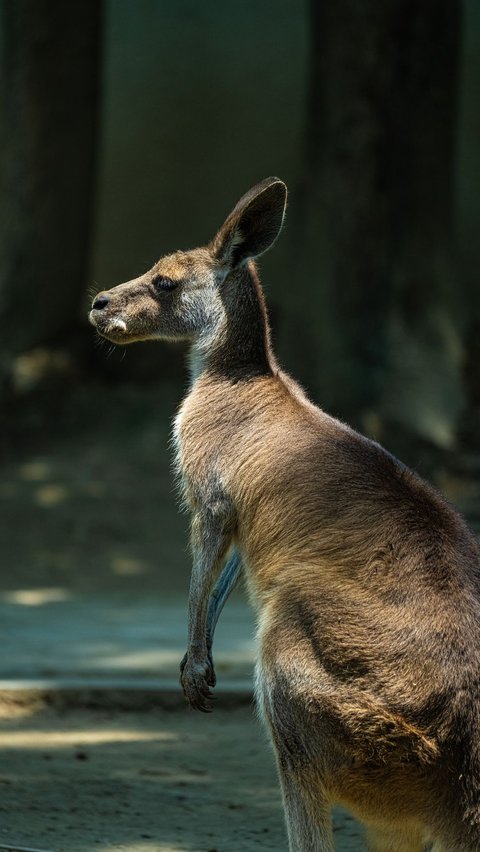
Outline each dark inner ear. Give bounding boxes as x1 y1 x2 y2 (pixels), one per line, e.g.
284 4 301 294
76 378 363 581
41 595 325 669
212 178 287 267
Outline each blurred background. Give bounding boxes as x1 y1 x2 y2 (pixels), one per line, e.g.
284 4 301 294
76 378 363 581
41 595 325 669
0 0 479 619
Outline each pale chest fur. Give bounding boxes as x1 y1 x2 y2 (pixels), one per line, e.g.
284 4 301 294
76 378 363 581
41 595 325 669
172 374 287 515
172 382 237 511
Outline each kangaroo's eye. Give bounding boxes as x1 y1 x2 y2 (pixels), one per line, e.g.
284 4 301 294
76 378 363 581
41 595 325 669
152 275 178 292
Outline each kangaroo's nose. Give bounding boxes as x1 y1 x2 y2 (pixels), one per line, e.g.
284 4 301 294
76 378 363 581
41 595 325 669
92 294 109 310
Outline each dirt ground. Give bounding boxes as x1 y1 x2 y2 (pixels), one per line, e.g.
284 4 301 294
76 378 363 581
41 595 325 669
0 702 363 852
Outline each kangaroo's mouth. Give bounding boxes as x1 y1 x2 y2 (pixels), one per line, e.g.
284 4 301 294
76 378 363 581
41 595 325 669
89 311 129 343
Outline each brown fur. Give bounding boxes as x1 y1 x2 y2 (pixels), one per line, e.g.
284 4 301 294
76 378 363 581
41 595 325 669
90 178 480 851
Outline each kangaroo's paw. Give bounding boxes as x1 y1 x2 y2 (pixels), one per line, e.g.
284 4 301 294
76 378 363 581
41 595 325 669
179 654 216 712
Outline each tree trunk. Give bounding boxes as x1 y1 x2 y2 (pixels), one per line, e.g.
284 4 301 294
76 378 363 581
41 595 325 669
0 0 102 364
292 0 463 447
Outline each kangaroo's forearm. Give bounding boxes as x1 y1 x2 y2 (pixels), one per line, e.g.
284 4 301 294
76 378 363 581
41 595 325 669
180 506 234 711
187 558 222 660
187 509 233 659
206 549 242 647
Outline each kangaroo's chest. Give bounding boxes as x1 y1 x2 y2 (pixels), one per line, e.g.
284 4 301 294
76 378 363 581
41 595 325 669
172 376 287 512
172 388 239 509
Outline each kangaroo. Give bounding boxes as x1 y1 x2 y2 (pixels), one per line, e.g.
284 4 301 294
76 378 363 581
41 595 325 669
89 177 480 851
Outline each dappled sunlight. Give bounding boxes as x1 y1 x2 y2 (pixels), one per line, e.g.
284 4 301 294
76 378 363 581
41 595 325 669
34 484 69 507
87 648 183 670
12 348 73 393
111 556 146 576
1 588 73 606
214 650 255 672
18 460 51 482
0 728 176 748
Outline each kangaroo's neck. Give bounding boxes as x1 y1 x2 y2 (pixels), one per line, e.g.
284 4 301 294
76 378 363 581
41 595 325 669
190 261 277 382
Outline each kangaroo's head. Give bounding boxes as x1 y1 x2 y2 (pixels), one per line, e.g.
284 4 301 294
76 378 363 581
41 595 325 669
89 177 287 346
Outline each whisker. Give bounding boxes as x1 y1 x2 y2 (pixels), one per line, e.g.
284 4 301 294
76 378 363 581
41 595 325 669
94 334 110 353
87 281 102 301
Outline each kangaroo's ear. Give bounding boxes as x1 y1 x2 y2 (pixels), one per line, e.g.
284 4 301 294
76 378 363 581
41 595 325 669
211 177 287 269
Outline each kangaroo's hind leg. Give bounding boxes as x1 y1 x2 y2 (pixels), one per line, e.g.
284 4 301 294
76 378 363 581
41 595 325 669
258 669 334 851
277 763 334 852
